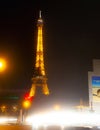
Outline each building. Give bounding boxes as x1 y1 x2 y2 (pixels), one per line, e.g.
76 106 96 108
88 59 100 113
29 11 49 97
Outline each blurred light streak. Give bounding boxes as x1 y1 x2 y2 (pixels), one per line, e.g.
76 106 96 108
0 117 17 124
26 110 100 128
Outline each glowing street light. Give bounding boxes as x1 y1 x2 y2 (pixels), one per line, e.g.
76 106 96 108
1 105 6 113
0 58 6 72
54 104 61 111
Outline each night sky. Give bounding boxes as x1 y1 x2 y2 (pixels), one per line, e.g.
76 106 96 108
0 1 100 110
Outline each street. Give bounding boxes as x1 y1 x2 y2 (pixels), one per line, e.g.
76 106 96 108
0 125 32 130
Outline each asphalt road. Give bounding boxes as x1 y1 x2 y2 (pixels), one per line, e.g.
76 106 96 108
0 125 32 130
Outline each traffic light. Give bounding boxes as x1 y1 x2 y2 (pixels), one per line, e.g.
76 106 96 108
24 93 33 101
23 93 34 109
23 100 31 109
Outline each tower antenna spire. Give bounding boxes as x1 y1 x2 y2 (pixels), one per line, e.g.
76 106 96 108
39 10 42 18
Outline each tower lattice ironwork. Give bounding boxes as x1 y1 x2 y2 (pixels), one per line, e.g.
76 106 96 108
29 11 49 97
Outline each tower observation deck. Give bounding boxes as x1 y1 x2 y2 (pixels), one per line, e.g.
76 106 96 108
29 11 49 97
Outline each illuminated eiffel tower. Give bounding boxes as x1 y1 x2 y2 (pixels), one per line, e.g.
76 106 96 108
29 11 49 97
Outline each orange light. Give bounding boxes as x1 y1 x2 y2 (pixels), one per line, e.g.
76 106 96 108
0 58 6 72
23 100 31 109
54 105 61 111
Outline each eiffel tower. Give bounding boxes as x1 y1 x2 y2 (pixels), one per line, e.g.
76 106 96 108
29 11 49 97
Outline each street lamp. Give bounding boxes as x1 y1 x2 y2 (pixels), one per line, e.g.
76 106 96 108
0 58 6 72
1 105 6 113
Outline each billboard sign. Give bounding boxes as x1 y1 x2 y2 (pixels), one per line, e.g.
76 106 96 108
92 76 100 102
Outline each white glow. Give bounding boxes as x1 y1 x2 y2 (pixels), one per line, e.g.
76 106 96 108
26 110 100 128
0 117 17 124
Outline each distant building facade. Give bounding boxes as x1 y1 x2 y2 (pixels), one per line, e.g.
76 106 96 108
88 59 100 113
